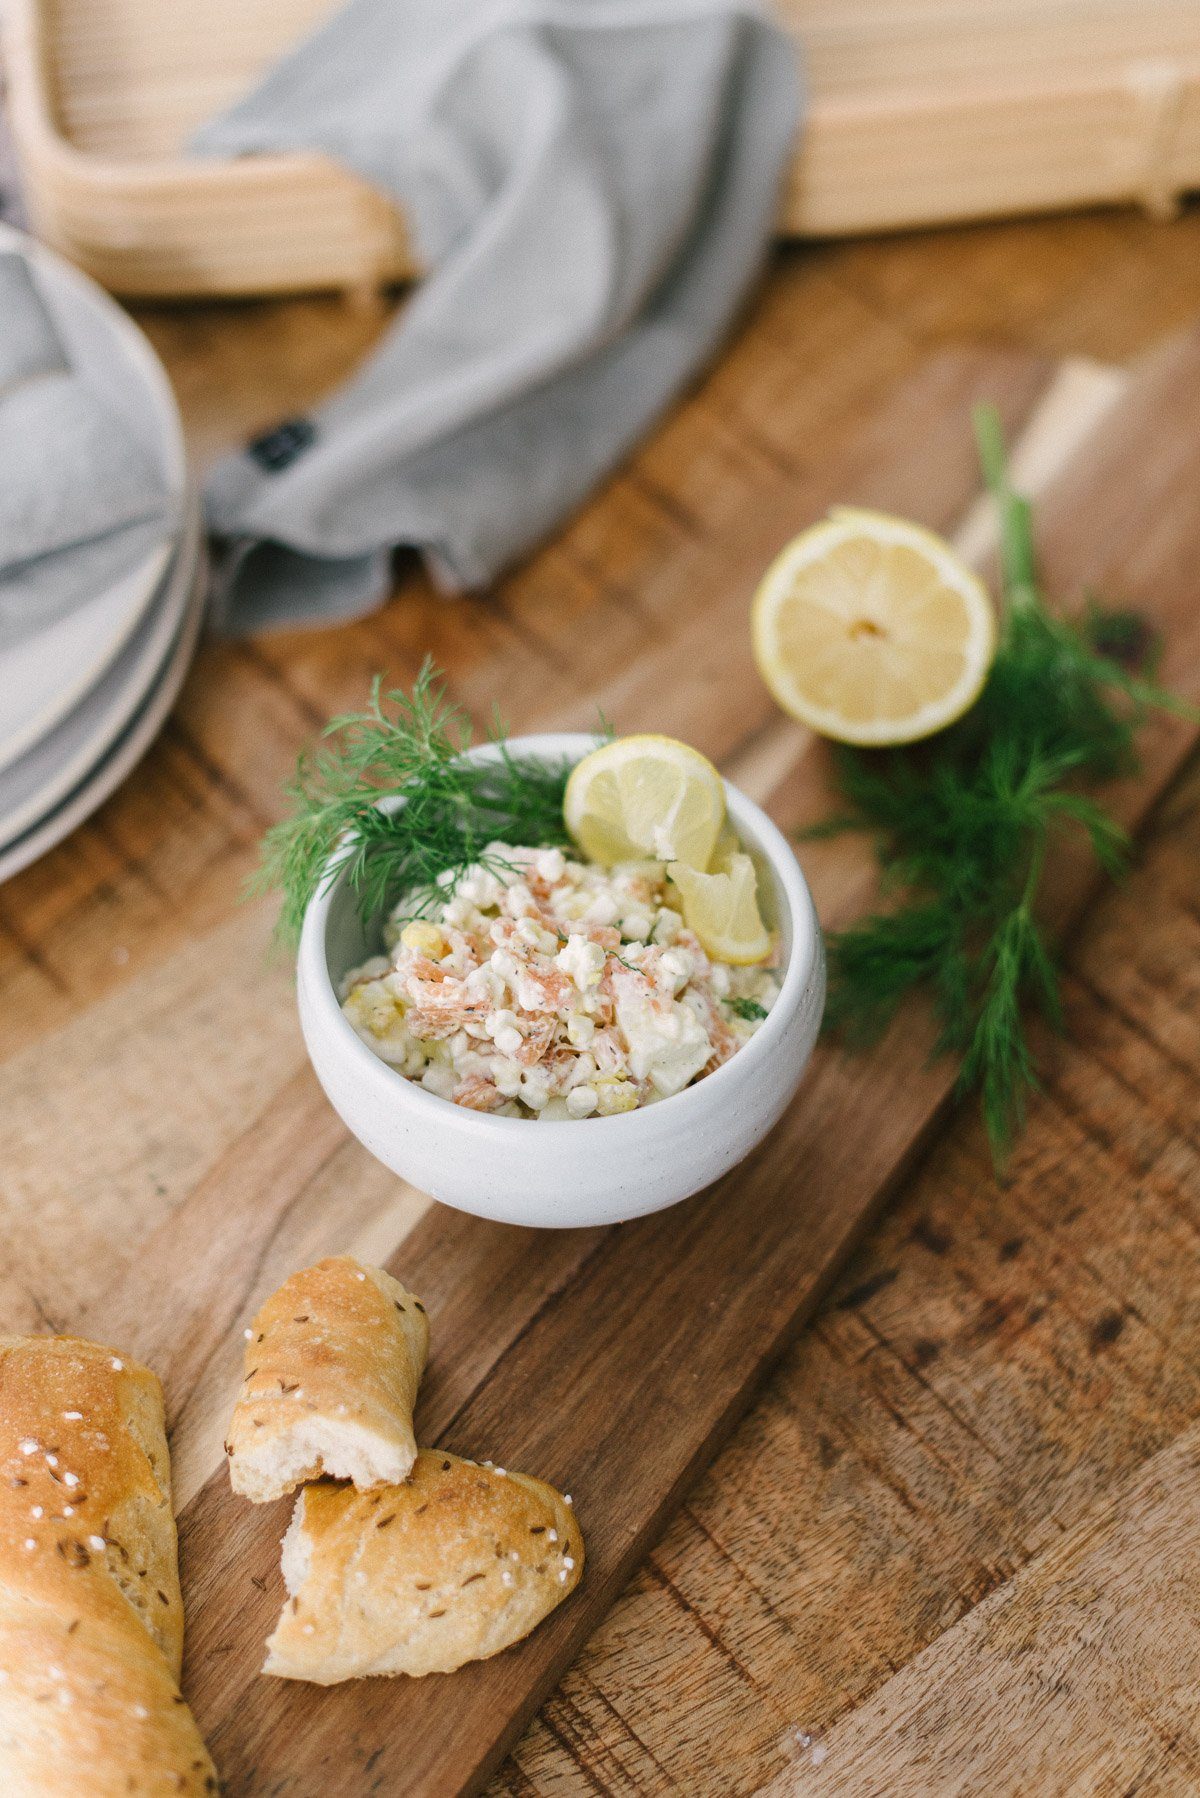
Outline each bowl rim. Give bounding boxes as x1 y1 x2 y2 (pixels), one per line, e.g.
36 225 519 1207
297 731 820 1137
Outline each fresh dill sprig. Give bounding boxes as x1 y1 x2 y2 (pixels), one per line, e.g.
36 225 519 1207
813 403 1194 1162
252 660 578 946
728 996 768 1022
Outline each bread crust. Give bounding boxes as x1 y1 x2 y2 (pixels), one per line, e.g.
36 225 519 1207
0 1335 218 1794
226 1257 429 1504
264 1451 583 1683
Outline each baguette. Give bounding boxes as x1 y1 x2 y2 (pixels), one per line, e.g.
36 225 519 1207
264 1451 583 1683
226 1257 429 1504
0 1335 217 1795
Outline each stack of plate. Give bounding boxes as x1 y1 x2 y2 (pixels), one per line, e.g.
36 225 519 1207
0 226 205 883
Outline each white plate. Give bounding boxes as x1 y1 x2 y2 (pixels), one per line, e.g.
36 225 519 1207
0 225 187 774
0 491 201 846
0 550 208 884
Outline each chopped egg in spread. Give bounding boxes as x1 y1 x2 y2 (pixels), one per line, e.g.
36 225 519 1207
340 845 780 1118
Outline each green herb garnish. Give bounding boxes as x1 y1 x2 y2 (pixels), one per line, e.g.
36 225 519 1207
254 660 578 946
813 403 1193 1161
728 997 768 1022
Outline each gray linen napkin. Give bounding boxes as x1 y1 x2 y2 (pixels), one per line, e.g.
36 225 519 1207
194 0 801 633
0 251 174 654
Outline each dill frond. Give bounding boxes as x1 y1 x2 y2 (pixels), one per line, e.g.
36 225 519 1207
814 404 1194 1163
251 659 579 947
727 997 768 1022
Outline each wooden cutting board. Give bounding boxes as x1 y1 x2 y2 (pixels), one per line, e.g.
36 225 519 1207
22 328 1200 1795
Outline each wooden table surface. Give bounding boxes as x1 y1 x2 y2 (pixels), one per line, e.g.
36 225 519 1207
5 205 1200 1794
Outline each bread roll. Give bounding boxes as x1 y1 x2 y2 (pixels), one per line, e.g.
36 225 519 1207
264 1451 583 1683
226 1257 429 1504
0 1335 217 1795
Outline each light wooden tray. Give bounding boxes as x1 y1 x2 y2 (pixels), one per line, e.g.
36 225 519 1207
5 0 1200 297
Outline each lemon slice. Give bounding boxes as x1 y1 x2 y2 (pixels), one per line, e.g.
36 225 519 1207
564 735 726 869
669 853 771 965
752 507 996 746
710 822 742 874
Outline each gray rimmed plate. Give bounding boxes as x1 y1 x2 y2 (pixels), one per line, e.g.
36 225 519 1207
0 224 187 774
0 540 208 883
0 489 202 848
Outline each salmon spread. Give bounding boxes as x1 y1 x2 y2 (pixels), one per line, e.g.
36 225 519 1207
340 845 780 1119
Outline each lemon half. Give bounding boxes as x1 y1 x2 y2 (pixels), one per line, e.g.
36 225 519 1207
752 508 996 746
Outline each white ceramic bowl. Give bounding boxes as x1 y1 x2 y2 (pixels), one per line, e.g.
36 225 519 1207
297 734 825 1229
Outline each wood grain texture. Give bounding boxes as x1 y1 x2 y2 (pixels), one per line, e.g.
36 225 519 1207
766 1421 1200 1796
5 209 1200 1793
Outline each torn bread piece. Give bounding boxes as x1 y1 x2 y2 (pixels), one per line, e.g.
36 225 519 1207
264 1450 583 1682
227 1257 429 1503
0 1335 218 1795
